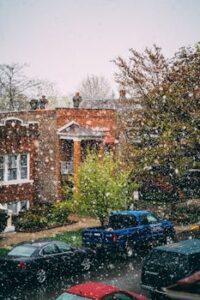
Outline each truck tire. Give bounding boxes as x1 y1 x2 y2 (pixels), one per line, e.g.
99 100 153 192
164 230 177 245
125 241 134 258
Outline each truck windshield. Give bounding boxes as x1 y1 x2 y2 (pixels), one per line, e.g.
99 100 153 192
108 215 137 229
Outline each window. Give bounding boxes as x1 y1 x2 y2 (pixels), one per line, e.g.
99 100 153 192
0 156 4 181
7 202 18 215
146 213 159 224
56 293 91 300
2 200 29 215
20 154 28 179
0 154 29 183
140 213 159 225
103 293 136 300
8 155 17 180
8 245 37 257
42 244 59 255
109 215 137 229
56 241 71 253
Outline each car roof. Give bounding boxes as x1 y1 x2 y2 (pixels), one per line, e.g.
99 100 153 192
67 282 120 299
155 239 200 255
19 240 59 248
111 210 149 217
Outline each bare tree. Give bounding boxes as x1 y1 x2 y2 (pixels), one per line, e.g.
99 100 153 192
79 75 113 100
28 79 63 109
0 63 38 111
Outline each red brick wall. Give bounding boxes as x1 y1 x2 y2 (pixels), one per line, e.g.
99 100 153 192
0 118 39 204
0 108 117 204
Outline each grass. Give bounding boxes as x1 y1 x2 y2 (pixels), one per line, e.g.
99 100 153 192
0 248 9 256
48 230 82 247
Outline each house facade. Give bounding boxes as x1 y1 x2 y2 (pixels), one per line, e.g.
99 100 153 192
0 107 117 217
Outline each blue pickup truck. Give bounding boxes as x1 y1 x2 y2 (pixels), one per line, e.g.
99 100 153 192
82 210 176 257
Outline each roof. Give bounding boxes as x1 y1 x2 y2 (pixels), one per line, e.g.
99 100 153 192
67 282 120 299
80 99 117 110
156 239 200 255
80 98 141 111
20 240 56 247
111 210 149 217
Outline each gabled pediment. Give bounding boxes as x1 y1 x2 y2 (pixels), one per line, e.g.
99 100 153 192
57 121 104 140
57 121 80 134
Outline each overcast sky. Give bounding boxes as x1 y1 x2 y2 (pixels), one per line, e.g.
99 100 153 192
0 0 199 96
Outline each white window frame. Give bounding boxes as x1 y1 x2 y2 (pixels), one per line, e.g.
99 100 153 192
0 153 32 185
1 200 30 215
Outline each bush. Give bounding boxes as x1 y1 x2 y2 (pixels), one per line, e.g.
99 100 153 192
174 205 200 225
16 211 48 231
0 209 8 232
50 201 71 225
15 201 72 231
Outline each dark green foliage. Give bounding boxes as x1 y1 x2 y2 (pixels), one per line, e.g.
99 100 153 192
62 177 74 200
15 213 48 231
15 202 71 232
51 201 71 224
0 248 9 257
0 209 8 233
174 203 200 225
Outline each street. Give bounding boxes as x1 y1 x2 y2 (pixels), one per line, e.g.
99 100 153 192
1 229 198 300
0 254 146 300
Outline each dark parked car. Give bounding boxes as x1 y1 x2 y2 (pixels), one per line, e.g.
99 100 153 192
56 282 149 300
141 239 200 299
0 240 95 285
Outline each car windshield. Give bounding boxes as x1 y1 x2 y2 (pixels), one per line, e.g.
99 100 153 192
108 215 137 229
56 293 91 300
8 245 37 257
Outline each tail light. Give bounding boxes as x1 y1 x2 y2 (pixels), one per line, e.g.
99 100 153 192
17 261 26 269
112 234 117 242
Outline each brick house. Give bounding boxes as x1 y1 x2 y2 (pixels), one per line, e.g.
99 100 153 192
0 104 117 217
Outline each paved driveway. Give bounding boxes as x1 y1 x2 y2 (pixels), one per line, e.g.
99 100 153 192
0 215 100 248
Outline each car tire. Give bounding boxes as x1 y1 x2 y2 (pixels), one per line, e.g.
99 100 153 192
81 257 92 271
36 269 47 284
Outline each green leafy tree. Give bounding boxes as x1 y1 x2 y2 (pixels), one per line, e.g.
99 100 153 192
75 152 136 225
